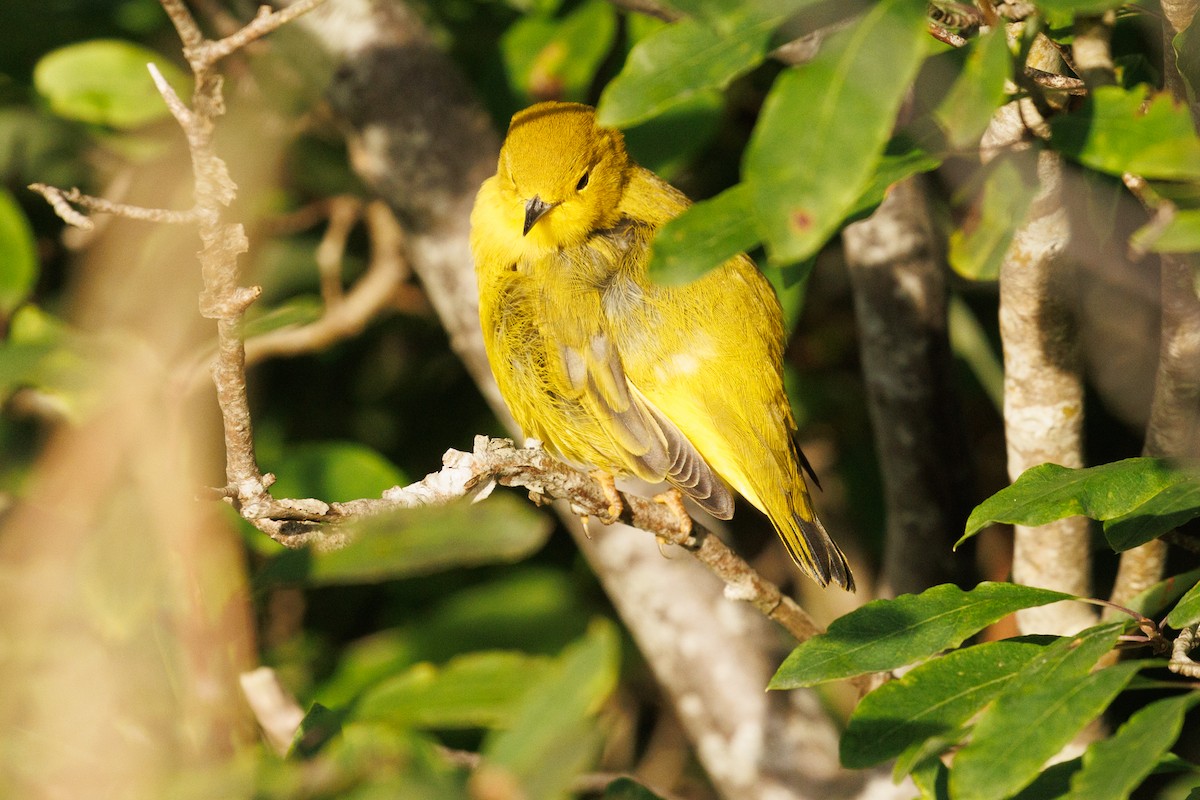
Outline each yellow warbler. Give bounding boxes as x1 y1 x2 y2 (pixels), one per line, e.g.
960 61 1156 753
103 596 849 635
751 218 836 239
469 101 853 590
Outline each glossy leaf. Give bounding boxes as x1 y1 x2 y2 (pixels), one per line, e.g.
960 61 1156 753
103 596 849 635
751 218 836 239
266 440 405 504
1051 85 1200 180
744 0 928 265
1167 578 1200 628
770 582 1071 688
934 28 1012 149
354 651 552 729
260 493 554 585
502 0 616 103
1035 0 1136 16
845 137 943 223
841 637 1050 769
961 458 1200 547
597 11 771 128
1065 692 1200 800
1105 478 1200 551
33 39 190 129
1131 566 1200 620
646 184 758 285
0 188 37 317
480 620 620 800
949 624 1135 800
948 148 1040 281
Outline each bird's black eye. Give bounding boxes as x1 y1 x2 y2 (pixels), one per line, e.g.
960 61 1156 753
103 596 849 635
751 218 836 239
576 172 590 191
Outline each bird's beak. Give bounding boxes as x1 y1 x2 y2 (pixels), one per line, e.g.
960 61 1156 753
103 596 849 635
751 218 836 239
523 196 554 236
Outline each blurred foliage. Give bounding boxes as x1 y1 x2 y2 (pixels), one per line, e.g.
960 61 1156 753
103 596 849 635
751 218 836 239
3 0 1200 798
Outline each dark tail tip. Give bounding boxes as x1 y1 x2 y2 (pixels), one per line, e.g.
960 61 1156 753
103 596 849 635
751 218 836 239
793 514 855 592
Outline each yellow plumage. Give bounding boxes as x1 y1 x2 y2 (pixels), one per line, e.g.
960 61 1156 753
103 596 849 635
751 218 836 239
469 101 853 590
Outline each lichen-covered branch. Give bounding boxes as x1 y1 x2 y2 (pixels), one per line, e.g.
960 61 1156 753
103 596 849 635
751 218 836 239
987 101 1097 635
842 177 976 597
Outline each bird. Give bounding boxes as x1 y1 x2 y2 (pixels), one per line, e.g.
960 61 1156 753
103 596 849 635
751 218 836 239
469 101 854 590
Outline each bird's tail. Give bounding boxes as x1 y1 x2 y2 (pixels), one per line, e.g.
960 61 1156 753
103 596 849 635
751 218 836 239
780 509 855 591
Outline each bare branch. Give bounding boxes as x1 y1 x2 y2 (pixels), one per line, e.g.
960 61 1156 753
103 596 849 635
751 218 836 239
244 201 408 364
27 183 200 229
187 0 330 72
239 667 305 756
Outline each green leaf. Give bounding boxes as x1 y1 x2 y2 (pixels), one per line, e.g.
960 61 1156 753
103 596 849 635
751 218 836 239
502 0 616 103
1105 478 1200 551
597 12 771 128
841 637 1051 768
260 493 554 585
0 188 37 317
646 184 758 285
949 624 1136 800
481 620 620 800
33 40 191 129
354 651 553 729
1011 759 1083 800
266 440 405 504
744 0 929 265
961 458 1200 547
845 136 943 223
288 703 344 759
1065 692 1200 800
770 582 1072 688
934 28 1012 149
1051 85 1200 180
603 777 667 800
1167 579 1200 628
1034 0 1134 16
1131 566 1200 620
948 148 1041 281
243 295 324 339
1132 208 1200 254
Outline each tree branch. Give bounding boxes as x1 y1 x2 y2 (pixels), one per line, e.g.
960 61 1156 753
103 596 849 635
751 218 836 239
986 101 1098 635
842 177 976 596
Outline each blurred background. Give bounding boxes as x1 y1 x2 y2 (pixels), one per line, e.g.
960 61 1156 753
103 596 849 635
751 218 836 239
0 0 1170 798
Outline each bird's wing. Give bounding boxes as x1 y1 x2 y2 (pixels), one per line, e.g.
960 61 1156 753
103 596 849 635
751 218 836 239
555 328 735 519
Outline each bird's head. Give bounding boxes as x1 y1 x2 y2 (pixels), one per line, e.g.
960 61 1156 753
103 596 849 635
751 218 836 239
495 102 629 251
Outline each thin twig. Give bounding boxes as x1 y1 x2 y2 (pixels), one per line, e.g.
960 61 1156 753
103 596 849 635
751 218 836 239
27 183 200 229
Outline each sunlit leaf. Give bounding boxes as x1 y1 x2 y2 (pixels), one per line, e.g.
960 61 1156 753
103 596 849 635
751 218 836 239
646 184 757 285
744 0 928 265
948 148 1040 281
841 637 1051 768
770 582 1072 688
502 0 616 103
354 651 553 729
1132 208 1200 254
266 440 406 504
1051 85 1200 180
0 188 37 317
260 493 554 585
949 624 1136 800
480 620 620 800
960 458 1200 549
597 12 771 127
34 39 191 129
934 28 1012 149
1166 578 1200 628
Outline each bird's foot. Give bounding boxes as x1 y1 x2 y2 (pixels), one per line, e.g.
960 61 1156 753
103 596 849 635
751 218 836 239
590 470 624 525
653 488 692 547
